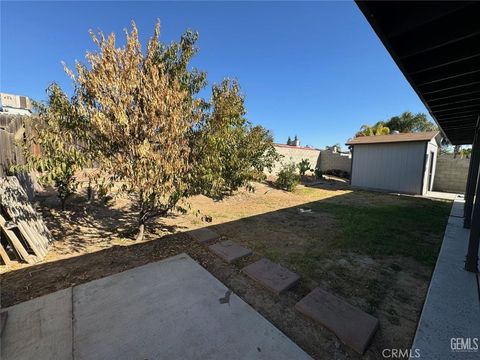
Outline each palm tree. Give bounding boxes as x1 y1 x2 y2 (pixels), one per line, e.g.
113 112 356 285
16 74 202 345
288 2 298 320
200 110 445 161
356 122 390 137
385 112 437 133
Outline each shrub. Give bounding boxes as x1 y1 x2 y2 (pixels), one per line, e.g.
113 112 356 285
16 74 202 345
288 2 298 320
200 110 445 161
324 169 350 179
297 158 312 176
275 163 300 191
314 168 323 179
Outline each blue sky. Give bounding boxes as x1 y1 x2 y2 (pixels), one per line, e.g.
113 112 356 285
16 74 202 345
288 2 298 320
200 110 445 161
1 1 430 148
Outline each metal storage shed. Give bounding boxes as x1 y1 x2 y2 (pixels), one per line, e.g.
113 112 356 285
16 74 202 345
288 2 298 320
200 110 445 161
354 0 480 272
346 131 440 195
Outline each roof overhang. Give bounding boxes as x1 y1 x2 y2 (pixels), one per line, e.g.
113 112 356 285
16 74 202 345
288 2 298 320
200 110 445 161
356 1 480 145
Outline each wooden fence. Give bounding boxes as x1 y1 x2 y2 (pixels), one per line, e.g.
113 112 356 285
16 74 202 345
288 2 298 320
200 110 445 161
0 115 27 178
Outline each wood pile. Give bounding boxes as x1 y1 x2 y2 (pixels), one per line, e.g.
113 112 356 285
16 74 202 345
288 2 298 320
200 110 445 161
0 176 52 265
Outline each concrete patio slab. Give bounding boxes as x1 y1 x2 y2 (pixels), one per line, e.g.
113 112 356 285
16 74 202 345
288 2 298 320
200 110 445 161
412 196 480 359
73 253 311 360
1 254 311 360
188 227 220 244
1 288 73 360
295 287 378 354
242 258 300 295
209 240 252 263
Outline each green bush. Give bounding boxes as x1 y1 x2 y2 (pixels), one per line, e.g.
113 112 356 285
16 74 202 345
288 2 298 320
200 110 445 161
314 168 323 179
275 163 300 191
297 158 312 176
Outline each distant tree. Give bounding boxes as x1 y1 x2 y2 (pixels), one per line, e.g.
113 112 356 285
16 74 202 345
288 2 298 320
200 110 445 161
356 112 438 138
325 143 341 152
384 112 437 133
287 136 292 145
439 145 453 155
356 121 390 137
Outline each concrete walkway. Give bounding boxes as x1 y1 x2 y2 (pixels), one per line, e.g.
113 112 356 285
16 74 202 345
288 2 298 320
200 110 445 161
425 191 460 201
412 196 480 359
1 254 311 360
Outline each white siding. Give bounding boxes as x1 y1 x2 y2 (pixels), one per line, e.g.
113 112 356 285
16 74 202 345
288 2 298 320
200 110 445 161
351 142 427 194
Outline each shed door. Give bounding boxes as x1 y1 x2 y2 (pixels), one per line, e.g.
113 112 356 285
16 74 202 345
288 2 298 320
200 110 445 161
427 151 435 191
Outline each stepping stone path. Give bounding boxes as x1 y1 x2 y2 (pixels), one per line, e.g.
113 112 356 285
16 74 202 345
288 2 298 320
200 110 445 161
208 240 252 264
188 228 220 244
242 258 300 295
295 287 379 354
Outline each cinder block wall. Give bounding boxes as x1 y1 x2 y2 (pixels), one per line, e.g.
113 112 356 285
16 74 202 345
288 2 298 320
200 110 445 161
319 151 352 173
267 145 352 175
268 145 321 175
433 154 469 194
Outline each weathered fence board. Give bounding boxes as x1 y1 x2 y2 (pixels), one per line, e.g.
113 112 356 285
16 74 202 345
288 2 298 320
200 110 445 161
0 115 27 178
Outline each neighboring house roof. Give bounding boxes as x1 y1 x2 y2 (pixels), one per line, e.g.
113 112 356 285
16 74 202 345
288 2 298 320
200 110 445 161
346 131 439 145
274 144 321 151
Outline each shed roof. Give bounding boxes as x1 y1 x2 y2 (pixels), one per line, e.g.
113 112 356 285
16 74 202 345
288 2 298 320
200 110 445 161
346 131 439 145
355 1 480 145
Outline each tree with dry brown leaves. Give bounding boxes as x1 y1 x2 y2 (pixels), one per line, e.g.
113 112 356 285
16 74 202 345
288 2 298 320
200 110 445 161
65 20 195 241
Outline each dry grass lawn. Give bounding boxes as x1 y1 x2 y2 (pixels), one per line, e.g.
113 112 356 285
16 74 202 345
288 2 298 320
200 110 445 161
0 180 452 359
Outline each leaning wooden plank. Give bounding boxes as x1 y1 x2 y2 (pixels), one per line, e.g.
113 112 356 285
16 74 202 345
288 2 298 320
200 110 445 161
6 177 51 251
0 197 46 258
16 220 46 258
0 177 50 257
0 215 35 264
0 242 12 266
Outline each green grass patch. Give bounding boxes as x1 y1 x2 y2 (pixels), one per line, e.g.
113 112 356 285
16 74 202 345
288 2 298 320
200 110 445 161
310 197 451 267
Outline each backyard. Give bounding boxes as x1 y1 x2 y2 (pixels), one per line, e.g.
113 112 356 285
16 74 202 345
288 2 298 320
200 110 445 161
0 178 452 359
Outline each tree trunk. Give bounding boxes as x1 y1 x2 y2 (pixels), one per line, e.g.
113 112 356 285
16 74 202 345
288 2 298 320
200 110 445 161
136 222 145 242
87 179 93 203
60 197 66 211
136 195 146 242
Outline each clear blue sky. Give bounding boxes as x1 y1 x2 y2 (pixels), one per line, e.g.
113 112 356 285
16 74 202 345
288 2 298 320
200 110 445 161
1 1 431 148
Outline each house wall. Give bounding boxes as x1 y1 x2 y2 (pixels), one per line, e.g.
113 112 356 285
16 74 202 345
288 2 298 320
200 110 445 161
351 142 426 194
433 154 470 193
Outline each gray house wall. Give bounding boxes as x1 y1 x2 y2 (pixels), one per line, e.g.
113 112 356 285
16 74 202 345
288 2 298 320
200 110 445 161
351 141 427 194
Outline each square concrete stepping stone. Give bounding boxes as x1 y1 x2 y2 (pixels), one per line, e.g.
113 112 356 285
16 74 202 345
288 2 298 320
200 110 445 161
242 258 300 295
295 287 379 354
188 227 220 244
208 240 252 263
